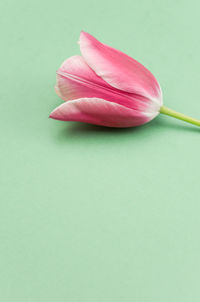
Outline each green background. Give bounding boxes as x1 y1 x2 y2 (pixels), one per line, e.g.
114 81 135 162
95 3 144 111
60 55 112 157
1 0 200 301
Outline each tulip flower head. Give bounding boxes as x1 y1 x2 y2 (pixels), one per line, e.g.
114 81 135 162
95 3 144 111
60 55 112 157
50 31 200 128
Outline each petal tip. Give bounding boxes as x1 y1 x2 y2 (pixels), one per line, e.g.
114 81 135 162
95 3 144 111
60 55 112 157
49 109 57 120
79 31 95 44
79 30 87 43
80 30 87 36
49 112 54 119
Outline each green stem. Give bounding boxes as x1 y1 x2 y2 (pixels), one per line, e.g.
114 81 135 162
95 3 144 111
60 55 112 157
160 106 200 127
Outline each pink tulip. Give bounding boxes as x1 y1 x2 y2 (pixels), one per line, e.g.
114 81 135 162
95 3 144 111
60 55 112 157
50 31 200 128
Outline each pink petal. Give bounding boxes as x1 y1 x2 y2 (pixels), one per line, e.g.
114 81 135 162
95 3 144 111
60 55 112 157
49 98 158 128
56 55 108 89
55 56 157 113
79 31 162 103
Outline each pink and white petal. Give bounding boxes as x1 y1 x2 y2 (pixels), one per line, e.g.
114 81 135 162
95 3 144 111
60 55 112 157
57 55 108 87
79 31 162 103
55 73 155 112
49 98 158 128
55 55 155 112
55 55 114 101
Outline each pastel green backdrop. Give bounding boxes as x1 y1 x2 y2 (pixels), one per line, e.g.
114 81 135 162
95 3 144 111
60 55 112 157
1 0 200 301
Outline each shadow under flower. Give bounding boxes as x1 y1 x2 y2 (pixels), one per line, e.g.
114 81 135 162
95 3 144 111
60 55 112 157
59 117 199 136
52 116 199 146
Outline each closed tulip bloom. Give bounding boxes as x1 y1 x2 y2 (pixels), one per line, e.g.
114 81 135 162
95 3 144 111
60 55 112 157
50 32 200 128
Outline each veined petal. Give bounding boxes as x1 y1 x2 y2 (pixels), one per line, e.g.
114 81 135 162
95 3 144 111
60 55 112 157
56 55 108 88
55 55 158 113
49 98 158 128
79 31 162 104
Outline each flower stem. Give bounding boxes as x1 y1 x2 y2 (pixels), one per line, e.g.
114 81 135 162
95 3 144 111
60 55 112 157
160 106 200 127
